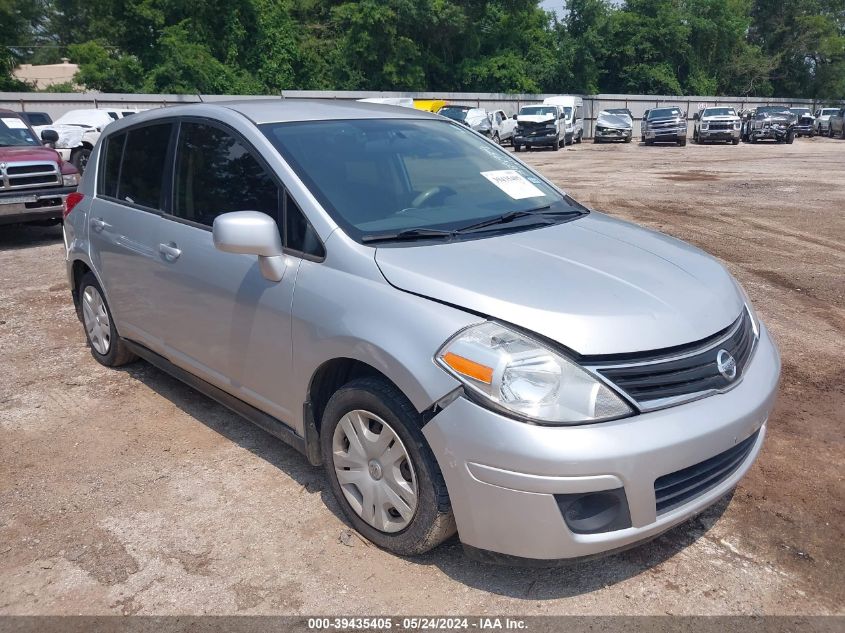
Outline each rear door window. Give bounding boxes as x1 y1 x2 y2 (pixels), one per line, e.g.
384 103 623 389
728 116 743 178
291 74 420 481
114 123 173 210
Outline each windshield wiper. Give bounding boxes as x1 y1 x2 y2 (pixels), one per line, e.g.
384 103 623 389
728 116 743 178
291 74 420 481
456 205 566 233
361 227 457 244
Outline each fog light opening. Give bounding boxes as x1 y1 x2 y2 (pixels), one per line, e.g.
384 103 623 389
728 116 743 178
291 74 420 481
555 489 632 535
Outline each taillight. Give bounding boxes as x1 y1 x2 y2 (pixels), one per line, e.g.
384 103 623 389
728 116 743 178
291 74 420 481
63 192 84 220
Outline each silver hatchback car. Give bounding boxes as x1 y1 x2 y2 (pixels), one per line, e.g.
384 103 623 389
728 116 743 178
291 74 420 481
63 101 780 564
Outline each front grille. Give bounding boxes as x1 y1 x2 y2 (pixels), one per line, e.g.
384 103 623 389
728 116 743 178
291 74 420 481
1 161 61 190
708 122 733 130
591 309 757 410
654 429 759 514
650 120 683 130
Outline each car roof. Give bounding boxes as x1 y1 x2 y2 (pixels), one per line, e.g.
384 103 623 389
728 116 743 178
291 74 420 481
223 99 439 124
107 99 442 128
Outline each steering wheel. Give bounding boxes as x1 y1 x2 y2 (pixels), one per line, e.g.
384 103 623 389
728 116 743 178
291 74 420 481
411 186 447 209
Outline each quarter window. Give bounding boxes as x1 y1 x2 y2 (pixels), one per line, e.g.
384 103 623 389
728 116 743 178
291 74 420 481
285 192 324 257
172 122 278 227
116 123 173 210
99 132 126 198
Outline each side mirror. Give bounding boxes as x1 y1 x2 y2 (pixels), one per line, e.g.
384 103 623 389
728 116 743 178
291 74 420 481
41 129 59 146
512 114 517 120
212 211 286 282
693 113 700 121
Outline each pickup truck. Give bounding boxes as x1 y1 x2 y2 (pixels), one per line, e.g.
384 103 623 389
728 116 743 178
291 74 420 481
641 107 687 146
693 107 741 144
745 106 795 143
827 108 845 139
491 109 517 145
0 110 80 226
513 105 564 151
33 108 140 172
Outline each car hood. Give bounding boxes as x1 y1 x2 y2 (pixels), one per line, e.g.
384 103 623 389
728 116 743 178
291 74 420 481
702 115 739 122
517 114 556 125
0 145 61 163
596 111 632 129
374 213 743 356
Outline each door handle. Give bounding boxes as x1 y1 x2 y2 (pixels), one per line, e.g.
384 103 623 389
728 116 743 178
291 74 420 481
159 242 182 262
90 217 111 232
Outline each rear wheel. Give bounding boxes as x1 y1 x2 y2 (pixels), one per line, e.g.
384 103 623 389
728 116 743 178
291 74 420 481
321 377 456 555
575 131 582 144
78 272 137 367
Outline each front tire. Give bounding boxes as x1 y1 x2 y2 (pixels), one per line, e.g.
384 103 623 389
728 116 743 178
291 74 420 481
320 377 456 556
493 132 501 145
78 272 137 367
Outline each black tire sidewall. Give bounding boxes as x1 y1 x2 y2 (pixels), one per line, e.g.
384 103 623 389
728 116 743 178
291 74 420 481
79 272 122 366
320 377 450 555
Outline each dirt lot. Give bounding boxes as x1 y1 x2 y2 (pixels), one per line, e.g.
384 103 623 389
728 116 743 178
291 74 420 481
1 136 843 617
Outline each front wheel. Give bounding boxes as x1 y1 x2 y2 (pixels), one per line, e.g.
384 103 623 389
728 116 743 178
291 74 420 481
678 137 687 147
732 138 740 145
321 377 456 555
513 143 521 152
78 272 137 367
786 130 795 144
493 132 501 145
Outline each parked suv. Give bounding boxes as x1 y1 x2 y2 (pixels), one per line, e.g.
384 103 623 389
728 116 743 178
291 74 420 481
0 110 80 226
64 101 780 564
641 107 687 146
693 107 741 145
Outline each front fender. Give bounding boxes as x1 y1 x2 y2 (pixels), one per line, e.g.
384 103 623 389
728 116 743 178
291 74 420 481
288 249 483 432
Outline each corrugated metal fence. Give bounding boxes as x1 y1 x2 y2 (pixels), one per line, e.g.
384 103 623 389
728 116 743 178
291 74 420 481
0 90 828 138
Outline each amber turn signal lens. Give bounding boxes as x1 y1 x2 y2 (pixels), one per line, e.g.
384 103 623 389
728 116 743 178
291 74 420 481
442 352 494 384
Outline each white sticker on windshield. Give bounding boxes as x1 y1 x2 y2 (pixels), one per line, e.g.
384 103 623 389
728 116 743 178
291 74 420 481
1 117 27 129
481 170 545 199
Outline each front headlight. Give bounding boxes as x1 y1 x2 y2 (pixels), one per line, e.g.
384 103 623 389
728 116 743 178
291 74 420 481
436 322 633 424
734 122 741 129
701 123 709 130
62 173 80 186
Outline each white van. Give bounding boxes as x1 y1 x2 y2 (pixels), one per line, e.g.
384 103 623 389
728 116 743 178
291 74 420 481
543 96 584 144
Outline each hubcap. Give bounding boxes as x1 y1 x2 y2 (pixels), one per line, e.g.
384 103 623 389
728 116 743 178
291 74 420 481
82 285 111 355
332 409 418 533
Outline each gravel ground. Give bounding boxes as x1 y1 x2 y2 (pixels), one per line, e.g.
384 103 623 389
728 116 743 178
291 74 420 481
0 135 842 616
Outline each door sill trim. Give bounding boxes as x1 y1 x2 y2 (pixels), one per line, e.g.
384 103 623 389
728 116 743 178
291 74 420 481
122 339 311 460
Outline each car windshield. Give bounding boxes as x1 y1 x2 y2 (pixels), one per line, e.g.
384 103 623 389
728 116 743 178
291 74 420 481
605 108 632 117
790 108 810 115
262 118 584 243
757 107 789 115
437 107 469 122
702 108 736 116
0 116 40 147
822 109 839 115
520 106 557 117
648 108 681 120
